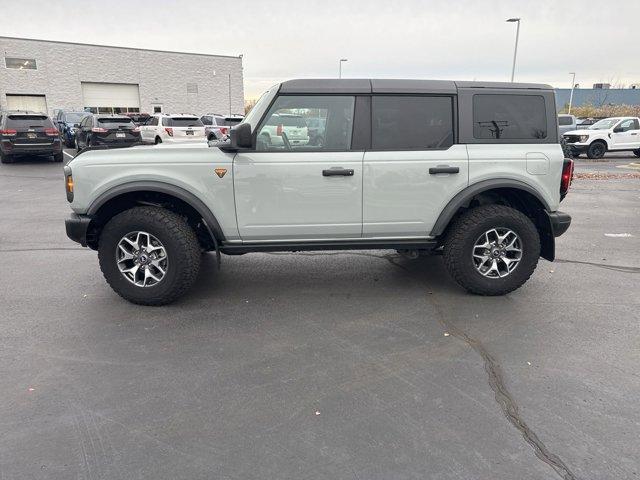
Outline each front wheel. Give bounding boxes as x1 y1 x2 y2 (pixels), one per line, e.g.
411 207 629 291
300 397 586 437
98 206 201 305
443 205 540 296
586 141 607 159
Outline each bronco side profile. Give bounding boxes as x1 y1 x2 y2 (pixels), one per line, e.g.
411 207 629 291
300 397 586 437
64 79 573 305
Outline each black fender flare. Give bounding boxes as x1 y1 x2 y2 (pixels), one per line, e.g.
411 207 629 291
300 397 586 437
87 180 226 242
430 179 552 237
430 178 555 261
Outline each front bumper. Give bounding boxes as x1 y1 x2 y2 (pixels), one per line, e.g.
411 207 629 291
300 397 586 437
65 213 92 247
547 211 571 237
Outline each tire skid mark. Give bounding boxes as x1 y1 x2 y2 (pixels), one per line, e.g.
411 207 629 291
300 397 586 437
554 258 640 273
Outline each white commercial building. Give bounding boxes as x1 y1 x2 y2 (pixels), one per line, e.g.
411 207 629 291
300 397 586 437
0 36 244 117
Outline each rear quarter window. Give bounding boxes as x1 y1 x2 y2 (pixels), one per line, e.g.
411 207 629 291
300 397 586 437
473 94 547 140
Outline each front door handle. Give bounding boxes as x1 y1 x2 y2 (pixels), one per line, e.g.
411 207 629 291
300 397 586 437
429 166 459 174
323 168 354 177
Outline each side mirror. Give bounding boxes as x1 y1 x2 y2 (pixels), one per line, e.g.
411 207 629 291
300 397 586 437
613 126 624 133
223 122 252 151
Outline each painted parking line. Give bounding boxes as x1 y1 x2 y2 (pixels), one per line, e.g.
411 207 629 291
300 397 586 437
63 151 75 159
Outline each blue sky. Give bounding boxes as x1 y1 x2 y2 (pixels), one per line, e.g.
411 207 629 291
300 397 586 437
2 0 638 98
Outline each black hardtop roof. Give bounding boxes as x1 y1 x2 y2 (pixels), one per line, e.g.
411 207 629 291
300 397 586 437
279 79 553 95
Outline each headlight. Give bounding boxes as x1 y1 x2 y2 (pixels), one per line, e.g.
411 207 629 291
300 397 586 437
579 135 589 142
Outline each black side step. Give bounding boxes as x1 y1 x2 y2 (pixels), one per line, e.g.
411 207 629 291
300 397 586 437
219 239 438 254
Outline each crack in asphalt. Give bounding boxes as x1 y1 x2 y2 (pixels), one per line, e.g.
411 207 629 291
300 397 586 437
554 258 640 273
0 247 86 253
269 250 580 480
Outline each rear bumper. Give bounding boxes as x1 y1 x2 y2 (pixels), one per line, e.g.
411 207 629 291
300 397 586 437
65 213 92 247
547 211 572 237
163 136 206 144
1 140 62 155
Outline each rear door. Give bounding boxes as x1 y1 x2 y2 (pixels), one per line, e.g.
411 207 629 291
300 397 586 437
167 117 205 140
5 114 58 148
363 95 468 237
95 116 139 144
611 118 640 149
233 94 363 241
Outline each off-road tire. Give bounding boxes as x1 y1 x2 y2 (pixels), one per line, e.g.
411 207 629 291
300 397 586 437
560 138 573 158
586 141 607 159
443 205 540 296
0 152 13 164
98 206 201 305
53 152 64 162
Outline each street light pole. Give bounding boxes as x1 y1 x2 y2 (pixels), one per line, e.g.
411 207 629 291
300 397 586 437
339 58 348 79
568 72 576 115
506 18 521 82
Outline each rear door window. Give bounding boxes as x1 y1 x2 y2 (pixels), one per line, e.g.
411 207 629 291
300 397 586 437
473 94 547 140
371 96 454 150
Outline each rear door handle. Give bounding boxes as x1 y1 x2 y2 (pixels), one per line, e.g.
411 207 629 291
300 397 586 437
429 166 459 174
323 168 354 177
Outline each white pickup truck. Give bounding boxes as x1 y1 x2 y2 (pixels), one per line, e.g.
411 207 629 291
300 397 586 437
563 116 640 159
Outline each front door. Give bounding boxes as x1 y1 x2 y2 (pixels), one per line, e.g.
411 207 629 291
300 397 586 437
233 94 362 241
363 95 469 237
611 118 640 149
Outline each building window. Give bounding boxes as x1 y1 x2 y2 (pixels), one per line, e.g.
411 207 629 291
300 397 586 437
187 83 198 94
5 57 37 70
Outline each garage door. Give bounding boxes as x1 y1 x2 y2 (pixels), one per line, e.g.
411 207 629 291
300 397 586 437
81 83 140 114
6 95 48 113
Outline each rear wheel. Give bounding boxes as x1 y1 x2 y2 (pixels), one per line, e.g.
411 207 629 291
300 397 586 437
587 141 607 159
155 136 162 145
53 152 64 162
0 151 13 164
98 206 201 305
443 205 540 296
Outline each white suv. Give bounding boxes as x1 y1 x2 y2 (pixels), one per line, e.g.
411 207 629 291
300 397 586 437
139 114 206 145
64 79 573 305
259 113 309 147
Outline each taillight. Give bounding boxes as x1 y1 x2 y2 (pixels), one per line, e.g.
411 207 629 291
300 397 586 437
132 126 140 133
0 129 17 136
45 128 59 136
219 127 229 135
276 124 283 136
91 127 108 133
164 127 173 136
560 158 574 200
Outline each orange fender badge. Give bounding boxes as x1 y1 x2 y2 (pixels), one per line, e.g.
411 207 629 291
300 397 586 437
214 168 227 178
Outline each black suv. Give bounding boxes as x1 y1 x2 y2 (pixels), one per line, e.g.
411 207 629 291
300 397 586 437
0 111 63 163
75 114 142 151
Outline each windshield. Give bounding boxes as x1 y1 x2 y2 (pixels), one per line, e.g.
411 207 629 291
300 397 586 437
66 112 87 123
589 119 619 130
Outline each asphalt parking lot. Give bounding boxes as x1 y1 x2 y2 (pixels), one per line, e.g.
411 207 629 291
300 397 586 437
1 149 639 480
